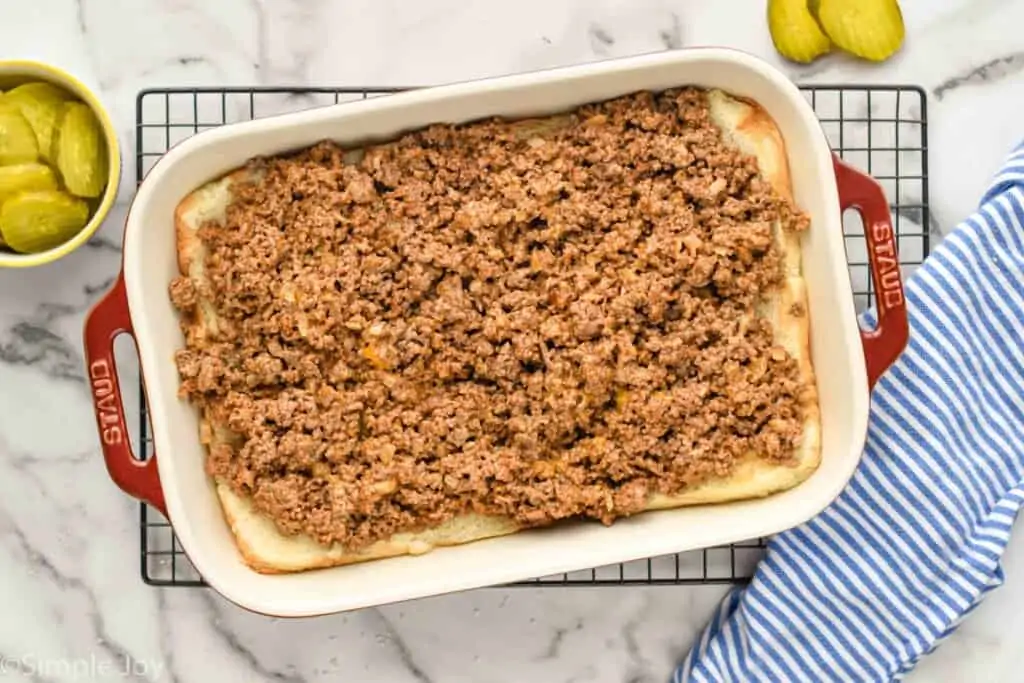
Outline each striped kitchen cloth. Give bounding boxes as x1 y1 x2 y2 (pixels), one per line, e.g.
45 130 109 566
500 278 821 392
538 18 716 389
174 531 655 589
674 140 1024 683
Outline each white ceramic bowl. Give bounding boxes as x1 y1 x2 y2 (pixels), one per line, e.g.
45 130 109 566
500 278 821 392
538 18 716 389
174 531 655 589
83 48 908 617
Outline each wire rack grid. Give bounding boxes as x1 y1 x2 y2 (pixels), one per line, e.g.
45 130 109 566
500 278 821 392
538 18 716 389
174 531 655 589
134 83 930 588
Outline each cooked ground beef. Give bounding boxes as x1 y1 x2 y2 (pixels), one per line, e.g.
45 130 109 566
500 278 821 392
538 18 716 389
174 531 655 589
170 87 811 550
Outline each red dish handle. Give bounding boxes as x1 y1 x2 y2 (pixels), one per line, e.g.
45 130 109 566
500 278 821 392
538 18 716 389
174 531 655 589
83 273 167 517
833 155 909 389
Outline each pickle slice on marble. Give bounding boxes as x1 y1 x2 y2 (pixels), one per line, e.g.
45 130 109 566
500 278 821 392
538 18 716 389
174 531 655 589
0 105 39 165
768 0 832 64
817 0 904 62
55 102 108 198
4 82 70 164
0 190 89 253
0 163 58 203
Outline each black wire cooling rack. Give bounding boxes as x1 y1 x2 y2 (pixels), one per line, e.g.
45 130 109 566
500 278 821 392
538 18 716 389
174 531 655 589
135 83 930 588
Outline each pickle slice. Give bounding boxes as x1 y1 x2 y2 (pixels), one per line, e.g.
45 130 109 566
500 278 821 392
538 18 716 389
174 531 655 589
4 82 69 164
0 163 58 203
768 0 832 64
817 0 904 62
55 102 108 198
6 82 69 103
0 190 89 253
0 105 39 165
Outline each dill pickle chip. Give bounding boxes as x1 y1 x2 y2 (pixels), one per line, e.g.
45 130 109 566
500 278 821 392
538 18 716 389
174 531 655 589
817 0 905 62
56 102 108 198
0 105 39 165
768 0 832 64
0 163 58 203
0 190 89 253
4 82 70 164
6 82 69 103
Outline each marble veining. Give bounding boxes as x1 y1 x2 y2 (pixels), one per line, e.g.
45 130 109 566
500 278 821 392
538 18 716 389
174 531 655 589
932 51 1024 100
2 0 1024 680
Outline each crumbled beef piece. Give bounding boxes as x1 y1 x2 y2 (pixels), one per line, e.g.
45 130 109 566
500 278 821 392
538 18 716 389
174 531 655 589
170 88 812 550
169 276 197 311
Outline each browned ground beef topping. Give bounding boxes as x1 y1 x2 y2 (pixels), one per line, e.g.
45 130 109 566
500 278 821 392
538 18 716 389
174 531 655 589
170 87 811 550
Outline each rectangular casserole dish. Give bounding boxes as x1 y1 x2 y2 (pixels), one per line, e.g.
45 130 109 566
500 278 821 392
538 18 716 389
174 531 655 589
83 48 908 617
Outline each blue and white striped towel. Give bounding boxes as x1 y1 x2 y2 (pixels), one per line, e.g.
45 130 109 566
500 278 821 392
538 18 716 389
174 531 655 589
675 141 1024 683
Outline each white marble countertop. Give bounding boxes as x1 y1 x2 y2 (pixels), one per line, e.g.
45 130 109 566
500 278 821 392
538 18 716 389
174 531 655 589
2 0 1024 681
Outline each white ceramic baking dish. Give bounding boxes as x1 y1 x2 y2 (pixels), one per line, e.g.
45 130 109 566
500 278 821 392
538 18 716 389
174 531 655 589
83 48 908 617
